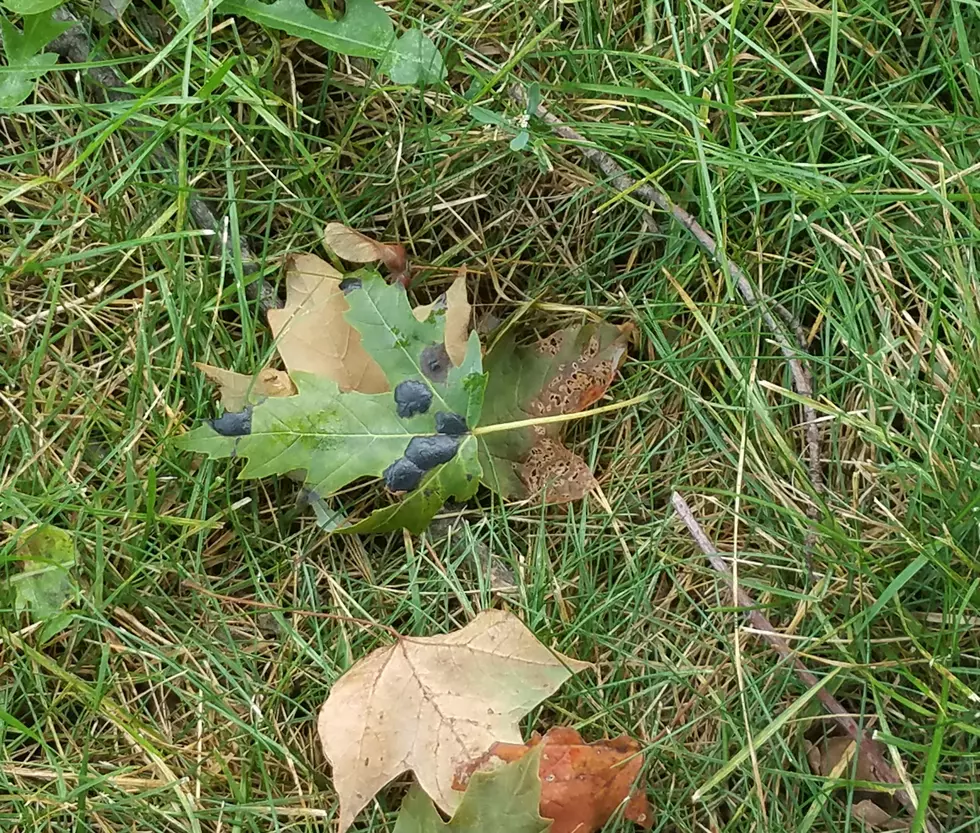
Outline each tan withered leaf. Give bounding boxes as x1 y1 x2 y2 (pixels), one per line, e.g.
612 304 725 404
323 222 410 285
193 363 296 411
454 727 652 833
266 254 388 394
411 271 471 367
317 609 591 833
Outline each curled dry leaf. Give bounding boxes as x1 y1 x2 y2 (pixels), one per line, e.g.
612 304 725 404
316 609 590 832
478 322 631 503
324 222 410 285
806 737 909 830
454 726 652 833
266 254 389 394
194 363 296 412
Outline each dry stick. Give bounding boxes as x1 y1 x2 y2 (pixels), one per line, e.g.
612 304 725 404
671 492 939 833
508 84 824 523
48 7 283 317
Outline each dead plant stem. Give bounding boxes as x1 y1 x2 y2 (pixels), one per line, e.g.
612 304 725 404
670 492 939 833
509 84 824 550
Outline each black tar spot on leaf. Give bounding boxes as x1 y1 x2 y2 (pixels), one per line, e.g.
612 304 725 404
383 458 424 492
210 406 252 436
394 379 432 418
420 343 450 383
435 411 468 435
405 435 460 471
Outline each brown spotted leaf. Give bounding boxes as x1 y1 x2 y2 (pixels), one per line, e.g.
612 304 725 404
453 727 651 833
323 222 410 285
477 322 630 502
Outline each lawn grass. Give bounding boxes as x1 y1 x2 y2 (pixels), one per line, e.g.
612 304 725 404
2 0 980 831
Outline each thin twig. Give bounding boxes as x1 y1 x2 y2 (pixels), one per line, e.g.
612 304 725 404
47 7 283 318
670 492 939 833
510 85 823 550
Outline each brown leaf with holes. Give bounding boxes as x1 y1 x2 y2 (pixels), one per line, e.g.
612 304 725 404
411 271 471 367
266 254 389 393
806 737 909 830
323 222 410 285
479 322 631 502
194 363 296 411
453 727 651 833
317 610 590 833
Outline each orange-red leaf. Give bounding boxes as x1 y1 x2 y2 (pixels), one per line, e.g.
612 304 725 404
454 727 651 833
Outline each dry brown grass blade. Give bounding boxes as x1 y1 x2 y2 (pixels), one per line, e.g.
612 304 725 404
510 84 823 540
670 492 939 833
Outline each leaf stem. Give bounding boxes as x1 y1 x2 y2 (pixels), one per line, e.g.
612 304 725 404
471 391 653 437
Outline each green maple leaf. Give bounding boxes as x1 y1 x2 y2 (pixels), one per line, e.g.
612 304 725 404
179 272 487 534
393 747 550 833
0 10 73 110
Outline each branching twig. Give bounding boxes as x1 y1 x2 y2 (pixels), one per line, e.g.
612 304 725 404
47 7 283 317
509 85 823 548
670 492 939 833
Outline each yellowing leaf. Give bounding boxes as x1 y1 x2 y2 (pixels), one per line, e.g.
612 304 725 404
267 254 388 393
323 222 409 285
194 363 296 411
412 271 471 367
317 609 590 832
10 524 78 621
394 748 549 833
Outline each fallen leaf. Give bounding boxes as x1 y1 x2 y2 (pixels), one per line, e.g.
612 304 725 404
852 800 911 831
806 736 907 830
194 363 296 412
412 271 471 367
393 747 549 833
9 524 78 623
317 609 590 832
267 254 389 394
478 322 630 502
454 727 651 833
806 736 877 782
324 222 410 285
181 272 487 534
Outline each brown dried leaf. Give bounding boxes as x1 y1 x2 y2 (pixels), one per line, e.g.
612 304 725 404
806 737 907 830
193 363 296 411
454 727 651 833
411 271 471 366
266 254 388 393
806 736 878 782
853 801 912 831
323 222 409 285
317 610 590 833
